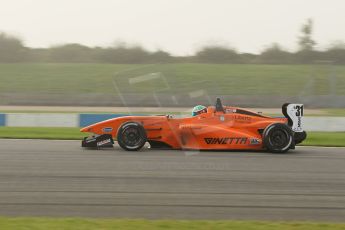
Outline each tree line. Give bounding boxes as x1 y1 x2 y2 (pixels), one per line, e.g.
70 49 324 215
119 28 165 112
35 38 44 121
1 19 345 64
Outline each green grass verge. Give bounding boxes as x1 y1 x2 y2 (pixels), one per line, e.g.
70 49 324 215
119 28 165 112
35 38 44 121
302 132 345 147
0 127 344 147
0 218 344 230
0 127 84 140
0 63 345 96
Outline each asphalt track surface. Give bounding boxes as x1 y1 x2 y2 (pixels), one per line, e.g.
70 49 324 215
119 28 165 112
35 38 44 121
0 139 344 221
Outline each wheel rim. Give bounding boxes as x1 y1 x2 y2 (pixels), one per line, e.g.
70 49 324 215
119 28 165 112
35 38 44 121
269 129 289 149
121 127 144 148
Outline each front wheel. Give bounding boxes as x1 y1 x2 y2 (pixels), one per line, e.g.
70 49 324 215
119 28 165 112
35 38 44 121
263 123 293 153
117 122 147 151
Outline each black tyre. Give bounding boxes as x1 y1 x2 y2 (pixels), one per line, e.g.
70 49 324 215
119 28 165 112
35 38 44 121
117 122 147 151
263 123 293 153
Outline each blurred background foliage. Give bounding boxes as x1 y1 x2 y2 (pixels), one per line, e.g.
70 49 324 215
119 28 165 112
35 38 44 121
1 19 345 65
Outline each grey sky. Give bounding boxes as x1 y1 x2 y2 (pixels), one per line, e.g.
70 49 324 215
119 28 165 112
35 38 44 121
0 0 344 55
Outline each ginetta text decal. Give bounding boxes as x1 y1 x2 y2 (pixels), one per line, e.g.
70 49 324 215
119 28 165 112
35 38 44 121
204 137 247 145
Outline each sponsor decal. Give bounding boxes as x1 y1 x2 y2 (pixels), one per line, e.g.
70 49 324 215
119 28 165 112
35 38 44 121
297 116 302 129
249 138 261 145
204 137 247 145
97 138 111 146
219 115 225 122
103 127 113 132
86 138 96 143
226 115 252 123
234 115 251 122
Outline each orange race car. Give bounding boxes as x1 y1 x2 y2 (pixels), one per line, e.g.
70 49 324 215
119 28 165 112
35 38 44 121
80 98 307 153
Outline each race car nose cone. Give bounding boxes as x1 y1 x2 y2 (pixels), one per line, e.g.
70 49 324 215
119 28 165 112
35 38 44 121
80 127 92 132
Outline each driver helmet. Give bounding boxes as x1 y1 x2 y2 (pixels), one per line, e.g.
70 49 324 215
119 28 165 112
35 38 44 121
192 105 207 116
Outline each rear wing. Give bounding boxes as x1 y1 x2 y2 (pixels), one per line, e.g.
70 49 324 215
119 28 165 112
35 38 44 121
282 103 304 132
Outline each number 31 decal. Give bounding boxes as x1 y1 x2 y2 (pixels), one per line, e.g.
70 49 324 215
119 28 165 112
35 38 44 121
295 105 304 116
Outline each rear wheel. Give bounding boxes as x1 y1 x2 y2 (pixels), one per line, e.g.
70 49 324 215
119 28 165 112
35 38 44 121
117 122 147 151
263 123 293 153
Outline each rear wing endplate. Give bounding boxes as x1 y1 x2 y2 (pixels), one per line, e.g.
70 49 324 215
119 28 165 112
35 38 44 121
282 103 304 132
